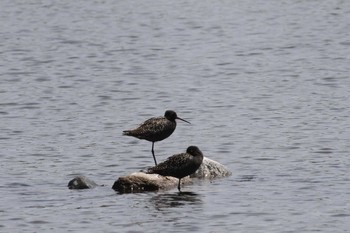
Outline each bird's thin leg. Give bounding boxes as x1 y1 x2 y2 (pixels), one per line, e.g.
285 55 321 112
178 179 181 192
152 142 157 166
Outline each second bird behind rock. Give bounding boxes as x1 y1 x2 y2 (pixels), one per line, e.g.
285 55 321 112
123 110 190 165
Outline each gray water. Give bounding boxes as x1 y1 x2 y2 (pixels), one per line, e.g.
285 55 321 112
1 0 350 232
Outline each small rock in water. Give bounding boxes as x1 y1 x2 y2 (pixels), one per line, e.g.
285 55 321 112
68 176 97 189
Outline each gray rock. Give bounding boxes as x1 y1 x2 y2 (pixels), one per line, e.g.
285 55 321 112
191 157 232 179
68 176 98 189
112 157 230 193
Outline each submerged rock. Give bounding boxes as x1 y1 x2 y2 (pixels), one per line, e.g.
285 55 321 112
68 176 98 189
112 157 230 193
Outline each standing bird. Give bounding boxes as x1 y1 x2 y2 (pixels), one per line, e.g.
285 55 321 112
147 146 204 192
123 110 190 165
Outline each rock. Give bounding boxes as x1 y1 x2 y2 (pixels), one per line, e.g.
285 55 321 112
191 157 232 179
112 172 192 193
112 157 230 193
68 176 98 189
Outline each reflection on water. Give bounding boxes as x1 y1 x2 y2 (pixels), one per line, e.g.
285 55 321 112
150 192 202 210
235 175 256 182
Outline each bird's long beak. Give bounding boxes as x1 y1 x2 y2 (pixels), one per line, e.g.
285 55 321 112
177 117 191 124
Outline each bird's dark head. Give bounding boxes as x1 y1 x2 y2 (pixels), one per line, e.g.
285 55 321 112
164 110 191 124
164 110 177 121
186 146 203 157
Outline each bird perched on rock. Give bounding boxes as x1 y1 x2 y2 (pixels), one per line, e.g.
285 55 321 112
123 110 190 165
147 145 204 191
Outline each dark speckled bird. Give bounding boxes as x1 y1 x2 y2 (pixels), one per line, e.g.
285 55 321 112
123 110 190 166
147 146 204 191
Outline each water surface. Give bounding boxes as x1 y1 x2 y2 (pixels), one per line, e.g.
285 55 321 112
1 0 350 232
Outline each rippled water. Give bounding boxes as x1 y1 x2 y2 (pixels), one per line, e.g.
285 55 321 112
1 0 350 232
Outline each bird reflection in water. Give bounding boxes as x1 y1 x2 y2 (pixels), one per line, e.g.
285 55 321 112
150 192 202 210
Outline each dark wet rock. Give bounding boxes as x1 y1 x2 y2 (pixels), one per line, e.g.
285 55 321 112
112 157 230 193
68 176 98 189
